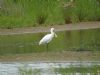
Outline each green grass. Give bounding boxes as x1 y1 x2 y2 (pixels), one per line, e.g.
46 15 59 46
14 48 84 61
55 65 100 75
19 66 41 75
0 0 100 28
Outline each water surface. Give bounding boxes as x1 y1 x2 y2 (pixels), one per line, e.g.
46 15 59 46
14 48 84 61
0 61 100 75
0 28 100 54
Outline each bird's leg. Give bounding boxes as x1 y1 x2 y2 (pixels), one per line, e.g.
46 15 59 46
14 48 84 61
46 43 49 52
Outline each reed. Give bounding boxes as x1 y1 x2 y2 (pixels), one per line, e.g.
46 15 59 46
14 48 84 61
0 0 100 28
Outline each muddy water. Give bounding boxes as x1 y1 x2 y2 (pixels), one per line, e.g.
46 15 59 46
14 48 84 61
0 61 100 75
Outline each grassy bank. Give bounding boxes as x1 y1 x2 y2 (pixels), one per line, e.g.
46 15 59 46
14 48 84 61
0 0 100 28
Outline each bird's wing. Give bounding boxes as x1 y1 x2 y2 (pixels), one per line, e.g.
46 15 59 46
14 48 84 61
39 34 52 45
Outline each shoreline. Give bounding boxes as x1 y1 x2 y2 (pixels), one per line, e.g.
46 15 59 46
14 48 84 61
0 21 100 35
0 51 99 62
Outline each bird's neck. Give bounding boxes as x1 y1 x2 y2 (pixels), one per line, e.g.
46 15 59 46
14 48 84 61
51 31 55 36
51 31 54 35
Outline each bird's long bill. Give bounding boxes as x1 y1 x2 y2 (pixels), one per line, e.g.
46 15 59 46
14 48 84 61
54 33 57 38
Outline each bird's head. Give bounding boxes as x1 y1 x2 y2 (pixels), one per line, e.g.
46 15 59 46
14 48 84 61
51 28 55 32
50 28 57 38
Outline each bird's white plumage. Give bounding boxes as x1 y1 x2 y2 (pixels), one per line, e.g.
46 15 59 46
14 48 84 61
39 28 57 45
39 34 53 45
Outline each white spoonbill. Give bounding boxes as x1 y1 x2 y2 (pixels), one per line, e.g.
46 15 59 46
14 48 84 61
39 28 57 45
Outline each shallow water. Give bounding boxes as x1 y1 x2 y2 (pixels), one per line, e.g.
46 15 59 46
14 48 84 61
0 61 100 75
0 28 100 54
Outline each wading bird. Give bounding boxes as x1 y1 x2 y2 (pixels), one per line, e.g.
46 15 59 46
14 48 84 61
39 28 57 51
